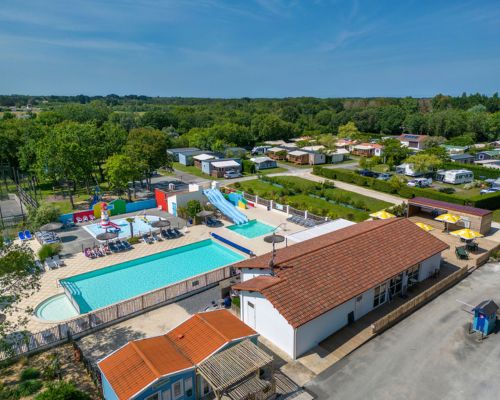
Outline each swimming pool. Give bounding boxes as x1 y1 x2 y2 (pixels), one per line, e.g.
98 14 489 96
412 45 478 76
60 240 244 313
35 294 79 321
83 215 161 239
227 220 276 239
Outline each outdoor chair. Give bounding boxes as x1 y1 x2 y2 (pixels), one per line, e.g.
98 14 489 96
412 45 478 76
455 246 469 260
122 241 133 250
142 234 153 244
24 230 33 240
52 255 65 266
160 229 169 239
108 243 119 253
18 231 27 241
173 228 183 237
44 258 58 270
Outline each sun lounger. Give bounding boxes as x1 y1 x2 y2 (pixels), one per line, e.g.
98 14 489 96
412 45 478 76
52 255 65 266
160 229 169 239
35 260 45 272
152 232 162 242
142 234 153 244
24 230 33 240
108 242 119 253
122 241 133 250
76 217 83 223
44 258 58 269
173 228 183 237
167 228 179 239
18 231 27 241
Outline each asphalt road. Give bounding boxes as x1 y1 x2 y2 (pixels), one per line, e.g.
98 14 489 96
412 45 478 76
306 262 500 400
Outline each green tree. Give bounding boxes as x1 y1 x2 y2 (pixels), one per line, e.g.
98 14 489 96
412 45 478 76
0 239 40 346
186 200 202 219
103 154 140 201
27 203 61 230
380 138 411 167
124 127 172 188
338 121 360 138
405 153 443 173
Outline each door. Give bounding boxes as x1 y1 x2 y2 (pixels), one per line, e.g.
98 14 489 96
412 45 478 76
347 311 355 325
476 314 486 332
172 202 177 217
246 301 256 329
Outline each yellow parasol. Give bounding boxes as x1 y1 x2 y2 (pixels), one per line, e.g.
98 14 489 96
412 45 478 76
415 222 434 232
434 213 461 224
369 210 396 220
450 228 483 240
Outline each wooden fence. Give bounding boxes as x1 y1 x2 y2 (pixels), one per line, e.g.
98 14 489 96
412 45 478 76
0 266 233 361
372 267 468 334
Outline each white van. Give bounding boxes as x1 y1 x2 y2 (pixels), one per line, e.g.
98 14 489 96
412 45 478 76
442 169 474 184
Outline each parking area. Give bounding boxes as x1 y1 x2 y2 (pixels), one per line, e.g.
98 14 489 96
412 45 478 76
306 262 500 400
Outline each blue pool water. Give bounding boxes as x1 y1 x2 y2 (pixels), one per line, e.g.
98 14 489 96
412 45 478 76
35 294 79 321
83 215 161 239
227 220 276 239
60 240 244 313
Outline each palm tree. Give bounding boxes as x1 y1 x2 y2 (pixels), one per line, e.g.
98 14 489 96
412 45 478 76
126 217 135 238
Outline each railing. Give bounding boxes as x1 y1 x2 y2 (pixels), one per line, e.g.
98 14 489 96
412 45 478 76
0 266 234 361
287 206 304 217
17 185 38 208
372 267 468 334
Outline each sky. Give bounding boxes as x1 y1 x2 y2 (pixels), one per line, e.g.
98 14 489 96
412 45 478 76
0 0 499 98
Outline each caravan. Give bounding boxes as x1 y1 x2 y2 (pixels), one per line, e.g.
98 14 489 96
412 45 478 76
441 169 474 184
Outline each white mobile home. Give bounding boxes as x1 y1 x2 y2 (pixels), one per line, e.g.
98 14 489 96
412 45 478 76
233 218 448 360
396 163 426 177
442 169 474 184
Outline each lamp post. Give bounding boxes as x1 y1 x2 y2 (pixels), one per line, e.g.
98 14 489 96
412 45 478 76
264 223 287 275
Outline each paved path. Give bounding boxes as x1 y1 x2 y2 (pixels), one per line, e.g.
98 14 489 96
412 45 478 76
306 262 500 400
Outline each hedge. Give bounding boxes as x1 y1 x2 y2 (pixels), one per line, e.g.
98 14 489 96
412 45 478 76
442 162 500 180
313 166 500 210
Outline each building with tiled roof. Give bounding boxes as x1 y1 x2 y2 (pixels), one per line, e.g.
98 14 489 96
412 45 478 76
232 218 448 359
98 310 258 400
397 134 428 150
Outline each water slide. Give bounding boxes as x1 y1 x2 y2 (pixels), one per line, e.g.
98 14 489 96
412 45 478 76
203 188 248 225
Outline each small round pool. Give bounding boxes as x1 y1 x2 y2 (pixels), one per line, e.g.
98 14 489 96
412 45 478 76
35 294 79 321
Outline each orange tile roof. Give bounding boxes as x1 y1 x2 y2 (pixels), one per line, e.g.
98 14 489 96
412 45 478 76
233 276 282 292
167 310 257 364
232 218 448 328
98 310 255 399
98 336 193 400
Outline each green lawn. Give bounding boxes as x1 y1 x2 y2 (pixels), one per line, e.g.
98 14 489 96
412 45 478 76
493 209 500 223
257 167 288 175
231 176 392 222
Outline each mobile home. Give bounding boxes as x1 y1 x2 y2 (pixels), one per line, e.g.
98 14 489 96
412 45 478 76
441 169 474 184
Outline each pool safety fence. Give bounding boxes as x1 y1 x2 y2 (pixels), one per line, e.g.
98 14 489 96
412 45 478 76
0 265 234 361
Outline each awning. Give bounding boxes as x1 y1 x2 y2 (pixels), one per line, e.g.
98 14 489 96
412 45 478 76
211 160 240 168
288 150 308 156
197 340 273 397
193 154 216 161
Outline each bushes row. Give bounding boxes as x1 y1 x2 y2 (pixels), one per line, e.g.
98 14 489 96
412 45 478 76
313 166 500 210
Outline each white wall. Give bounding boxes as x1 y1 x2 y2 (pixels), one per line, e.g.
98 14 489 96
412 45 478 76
295 298 356 358
418 253 441 281
240 292 295 358
354 287 375 320
241 268 272 282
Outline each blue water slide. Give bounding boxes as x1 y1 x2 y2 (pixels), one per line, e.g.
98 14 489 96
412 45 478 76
203 189 248 225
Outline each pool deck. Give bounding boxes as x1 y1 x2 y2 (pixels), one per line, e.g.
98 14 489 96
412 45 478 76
14 205 305 332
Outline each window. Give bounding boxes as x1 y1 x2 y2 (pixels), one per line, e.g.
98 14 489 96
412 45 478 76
373 283 387 308
145 394 160 400
184 378 193 397
172 380 183 400
202 378 211 395
389 273 403 297
406 264 420 287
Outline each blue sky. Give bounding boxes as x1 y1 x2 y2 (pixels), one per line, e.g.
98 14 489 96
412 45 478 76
0 0 499 97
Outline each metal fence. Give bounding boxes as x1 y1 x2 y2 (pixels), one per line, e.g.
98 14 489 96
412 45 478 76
0 266 233 361
287 206 305 218
371 267 468 334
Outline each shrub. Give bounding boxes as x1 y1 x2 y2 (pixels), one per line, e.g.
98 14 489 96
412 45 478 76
438 187 456 194
17 380 43 396
34 381 90 400
28 203 61 230
20 367 41 381
442 162 500 180
233 182 241 189
37 243 62 262
128 236 140 245
469 191 500 209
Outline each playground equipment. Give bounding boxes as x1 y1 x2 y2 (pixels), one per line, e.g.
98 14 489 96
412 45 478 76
228 192 248 210
100 202 120 231
89 186 102 210
203 188 248 225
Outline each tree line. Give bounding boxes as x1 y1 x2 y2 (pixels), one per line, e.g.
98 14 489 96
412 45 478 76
0 93 499 204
